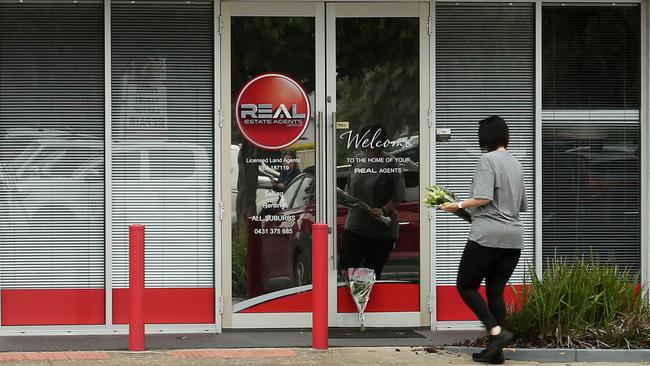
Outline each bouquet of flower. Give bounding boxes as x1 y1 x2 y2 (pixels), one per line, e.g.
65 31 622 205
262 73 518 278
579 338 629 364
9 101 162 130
336 187 391 225
346 268 376 332
424 185 472 223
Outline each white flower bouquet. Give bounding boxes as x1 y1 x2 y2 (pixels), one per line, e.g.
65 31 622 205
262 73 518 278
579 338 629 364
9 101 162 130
424 185 472 223
346 267 376 332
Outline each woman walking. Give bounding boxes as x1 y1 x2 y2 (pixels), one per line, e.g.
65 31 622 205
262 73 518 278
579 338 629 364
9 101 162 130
441 116 527 364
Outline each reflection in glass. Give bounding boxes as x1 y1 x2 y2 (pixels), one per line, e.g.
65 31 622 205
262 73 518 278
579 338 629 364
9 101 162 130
338 124 407 280
0 2 105 295
111 1 214 288
231 17 316 305
541 5 641 272
335 18 420 283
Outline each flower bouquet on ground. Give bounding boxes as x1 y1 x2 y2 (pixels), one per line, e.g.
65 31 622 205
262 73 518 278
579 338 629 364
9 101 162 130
336 187 391 225
346 268 376 332
424 185 472 223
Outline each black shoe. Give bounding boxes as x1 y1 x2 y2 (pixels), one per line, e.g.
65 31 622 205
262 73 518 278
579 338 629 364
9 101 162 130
482 329 513 360
472 348 505 364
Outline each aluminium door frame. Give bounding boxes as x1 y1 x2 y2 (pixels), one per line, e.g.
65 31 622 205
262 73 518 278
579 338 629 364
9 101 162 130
215 0 224 334
220 1 327 329
324 1 431 328
428 0 436 330
641 0 649 295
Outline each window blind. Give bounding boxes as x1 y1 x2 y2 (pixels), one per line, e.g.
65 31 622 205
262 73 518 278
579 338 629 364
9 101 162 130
541 4 641 273
435 2 536 285
0 0 105 289
111 0 214 288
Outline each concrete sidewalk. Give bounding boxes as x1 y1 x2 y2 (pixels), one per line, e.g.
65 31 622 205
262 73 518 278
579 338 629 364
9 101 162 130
0 347 644 366
0 329 480 352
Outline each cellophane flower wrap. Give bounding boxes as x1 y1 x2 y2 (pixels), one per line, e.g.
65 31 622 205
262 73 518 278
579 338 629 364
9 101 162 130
346 268 376 332
424 185 472 223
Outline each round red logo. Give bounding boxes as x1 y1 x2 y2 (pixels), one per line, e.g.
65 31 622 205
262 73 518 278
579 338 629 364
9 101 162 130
235 73 311 150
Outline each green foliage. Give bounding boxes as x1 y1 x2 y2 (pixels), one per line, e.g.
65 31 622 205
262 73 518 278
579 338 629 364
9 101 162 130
231 221 249 298
335 18 420 165
506 257 650 348
231 17 316 96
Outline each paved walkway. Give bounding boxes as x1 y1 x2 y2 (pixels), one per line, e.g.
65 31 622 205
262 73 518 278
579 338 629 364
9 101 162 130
0 347 645 366
0 329 481 352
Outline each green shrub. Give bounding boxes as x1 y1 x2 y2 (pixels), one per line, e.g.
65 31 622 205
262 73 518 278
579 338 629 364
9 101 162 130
505 257 650 348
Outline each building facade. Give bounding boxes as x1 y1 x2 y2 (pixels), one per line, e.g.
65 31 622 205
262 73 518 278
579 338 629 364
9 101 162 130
0 0 648 334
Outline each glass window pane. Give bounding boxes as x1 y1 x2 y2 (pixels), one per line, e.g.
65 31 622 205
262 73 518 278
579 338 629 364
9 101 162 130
111 0 215 291
335 17 420 283
0 1 104 325
542 5 640 109
541 4 641 273
231 16 317 304
292 176 313 209
435 3 535 286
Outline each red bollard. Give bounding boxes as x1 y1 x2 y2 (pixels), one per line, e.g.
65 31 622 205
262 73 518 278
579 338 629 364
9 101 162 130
312 223 328 350
129 224 145 351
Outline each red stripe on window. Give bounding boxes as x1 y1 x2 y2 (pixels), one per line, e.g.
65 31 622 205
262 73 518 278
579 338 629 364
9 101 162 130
240 283 420 313
436 285 525 321
112 288 215 324
1 289 105 326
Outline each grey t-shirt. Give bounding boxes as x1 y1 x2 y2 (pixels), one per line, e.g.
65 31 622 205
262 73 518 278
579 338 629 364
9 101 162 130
468 151 527 249
344 151 406 240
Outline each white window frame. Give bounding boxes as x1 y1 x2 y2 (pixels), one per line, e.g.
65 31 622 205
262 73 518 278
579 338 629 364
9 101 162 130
325 1 430 328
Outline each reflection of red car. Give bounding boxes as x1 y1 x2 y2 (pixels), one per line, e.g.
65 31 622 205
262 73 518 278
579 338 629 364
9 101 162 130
247 165 420 298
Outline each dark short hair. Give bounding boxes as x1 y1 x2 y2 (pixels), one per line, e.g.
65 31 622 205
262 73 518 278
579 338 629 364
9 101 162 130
282 149 299 170
360 123 389 147
478 115 509 152
282 149 297 159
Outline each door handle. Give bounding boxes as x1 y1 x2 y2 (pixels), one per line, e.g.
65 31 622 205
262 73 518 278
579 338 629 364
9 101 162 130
316 111 324 223
316 110 339 271
329 110 336 270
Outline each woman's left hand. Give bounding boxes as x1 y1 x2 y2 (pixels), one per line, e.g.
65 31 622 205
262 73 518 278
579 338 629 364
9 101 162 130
440 203 459 213
369 208 383 219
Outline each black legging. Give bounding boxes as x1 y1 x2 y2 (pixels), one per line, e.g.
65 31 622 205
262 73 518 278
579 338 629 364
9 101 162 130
339 230 394 280
456 240 521 330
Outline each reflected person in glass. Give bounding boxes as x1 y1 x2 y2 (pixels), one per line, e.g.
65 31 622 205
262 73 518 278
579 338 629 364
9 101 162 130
441 116 527 364
339 123 406 280
272 149 301 193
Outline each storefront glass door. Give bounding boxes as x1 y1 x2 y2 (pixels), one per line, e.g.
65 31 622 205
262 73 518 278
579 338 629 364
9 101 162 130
326 3 429 328
222 2 324 328
222 1 429 329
